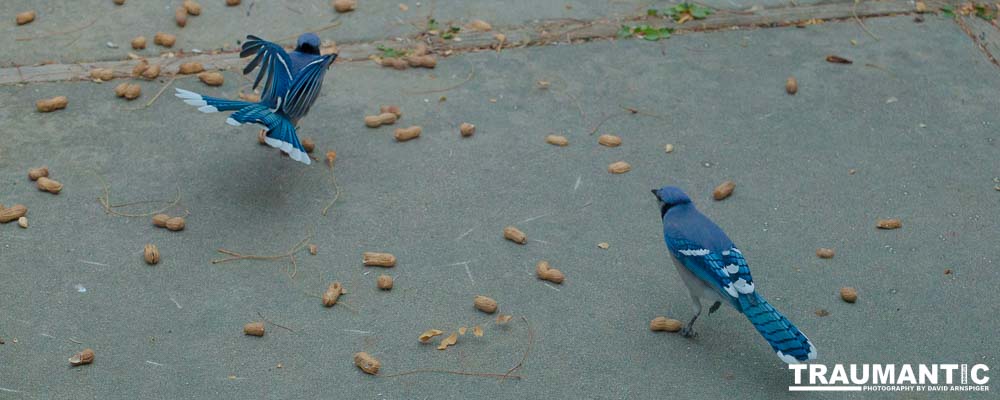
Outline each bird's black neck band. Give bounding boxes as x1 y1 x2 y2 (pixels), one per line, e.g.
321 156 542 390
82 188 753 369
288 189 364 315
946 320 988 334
660 203 670 218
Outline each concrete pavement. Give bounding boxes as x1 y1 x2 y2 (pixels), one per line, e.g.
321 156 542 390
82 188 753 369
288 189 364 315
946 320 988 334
1 1 999 399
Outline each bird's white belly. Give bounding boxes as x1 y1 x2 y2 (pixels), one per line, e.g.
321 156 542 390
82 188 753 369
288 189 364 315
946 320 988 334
670 256 726 306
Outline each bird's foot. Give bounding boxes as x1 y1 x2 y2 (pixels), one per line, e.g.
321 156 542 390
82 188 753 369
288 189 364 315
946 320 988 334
680 325 698 338
708 301 722 314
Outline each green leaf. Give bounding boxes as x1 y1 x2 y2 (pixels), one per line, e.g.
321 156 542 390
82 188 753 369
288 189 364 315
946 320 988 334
376 45 405 58
449 26 461 33
647 9 659 16
664 2 714 21
691 7 712 19
975 5 996 21
940 6 955 18
617 25 633 38
427 18 439 30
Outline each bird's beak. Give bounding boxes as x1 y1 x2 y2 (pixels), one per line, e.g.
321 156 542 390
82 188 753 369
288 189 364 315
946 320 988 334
650 189 659 197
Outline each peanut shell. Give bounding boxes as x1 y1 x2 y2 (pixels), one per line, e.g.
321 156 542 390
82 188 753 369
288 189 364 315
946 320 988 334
154 32 176 47
353 352 380 374
36 177 63 194
144 244 160 265
816 248 835 259
90 68 114 81
393 126 421 141
545 134 569 146
786 77 798 95
376 274 393 290
131 36 147 49
322 282 343 307
363 252 396 267
28 167 48 181
333 0 357 13
178 62 204 74
36 96 68 112
437 332 458 350
16 11 36 25
607 161 631 174
0 205 27 223
503 226 527 244
198 71 224 86
244 321 265 336
152 214 169 227
459 123 475 137
598 134 622 147
165 217 185 231
876 219 902 229
650 317 682 332
69 349 95 366
713 181 736 200
474 295 497 314
419 329 444 343
840 287 858 303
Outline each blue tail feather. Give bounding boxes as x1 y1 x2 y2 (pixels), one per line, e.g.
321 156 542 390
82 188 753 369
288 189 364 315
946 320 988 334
174 88 310 165
740 293 816 363
175 88 253 112
226 104 310 165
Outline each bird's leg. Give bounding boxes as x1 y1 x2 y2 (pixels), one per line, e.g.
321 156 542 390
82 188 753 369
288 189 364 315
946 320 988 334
708 301 722 314
681 294 702 338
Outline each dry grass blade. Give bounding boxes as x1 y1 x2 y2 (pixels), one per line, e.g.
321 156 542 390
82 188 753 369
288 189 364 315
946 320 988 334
16 18 99 41
211 234 313 264
322 164 341 216
125 75 180 111
381 369 522 379
257 311 297 333
852 0 880 41
502 316 533 381
93 172 184 217
401 69 475 95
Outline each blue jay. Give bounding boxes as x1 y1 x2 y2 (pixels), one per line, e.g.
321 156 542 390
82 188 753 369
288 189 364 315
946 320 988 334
652 186 816 363
174 33 337 165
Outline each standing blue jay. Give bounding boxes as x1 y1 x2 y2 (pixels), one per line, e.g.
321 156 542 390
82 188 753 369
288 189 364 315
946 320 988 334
652 186 816 363
174 33 337 165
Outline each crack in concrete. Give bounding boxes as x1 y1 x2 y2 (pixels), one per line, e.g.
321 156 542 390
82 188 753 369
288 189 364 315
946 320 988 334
0 0 931 85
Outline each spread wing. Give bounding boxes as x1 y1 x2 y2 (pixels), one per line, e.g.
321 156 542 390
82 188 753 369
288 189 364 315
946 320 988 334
281 54 335 122
666 238 757 309
240 35 294 109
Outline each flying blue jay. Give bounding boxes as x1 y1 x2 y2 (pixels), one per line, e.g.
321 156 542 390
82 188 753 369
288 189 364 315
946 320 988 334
174 33 337 165
652 186 816 364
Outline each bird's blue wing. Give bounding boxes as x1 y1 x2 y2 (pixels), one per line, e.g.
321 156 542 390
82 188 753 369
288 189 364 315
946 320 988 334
280 54 335 122
667 238 758 308
240 35 294 109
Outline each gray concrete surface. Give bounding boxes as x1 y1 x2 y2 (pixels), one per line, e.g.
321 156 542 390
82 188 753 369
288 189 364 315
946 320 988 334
2 9 999 400
3 0 838 67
